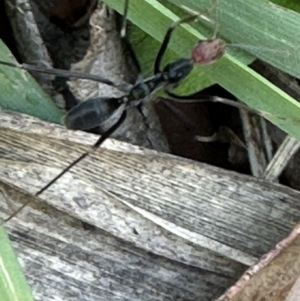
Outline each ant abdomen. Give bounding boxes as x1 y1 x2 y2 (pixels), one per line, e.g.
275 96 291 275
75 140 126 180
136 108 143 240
64 97 122 130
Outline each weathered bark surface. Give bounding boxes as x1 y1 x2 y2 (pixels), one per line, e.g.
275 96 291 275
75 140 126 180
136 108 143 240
1 109 300 300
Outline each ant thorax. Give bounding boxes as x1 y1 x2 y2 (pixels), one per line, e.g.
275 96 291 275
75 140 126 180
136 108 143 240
128 74 166 100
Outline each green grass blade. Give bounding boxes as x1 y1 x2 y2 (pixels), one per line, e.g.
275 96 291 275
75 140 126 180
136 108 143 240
0 227 34 301
168 0 300 79
103 0 300 142
0 41 62 124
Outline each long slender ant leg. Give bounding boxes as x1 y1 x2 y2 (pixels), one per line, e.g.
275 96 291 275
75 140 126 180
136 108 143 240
163 87 279 145
4 110 127 223
0 60 130 92
163 85 277 120
164 85 213 101
119 0 156 144
154 14 199 74
119 0 142 75
160 99 198 128
121 36 142 75
159 85 211 129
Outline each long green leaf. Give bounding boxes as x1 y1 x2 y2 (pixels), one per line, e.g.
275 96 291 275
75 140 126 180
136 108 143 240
103 0 300 142
0 41 62 124
168 0 300 79
0 227 34 301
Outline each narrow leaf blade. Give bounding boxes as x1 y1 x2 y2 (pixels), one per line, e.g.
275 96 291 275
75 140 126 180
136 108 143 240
0 227 34 301
0 40 62 123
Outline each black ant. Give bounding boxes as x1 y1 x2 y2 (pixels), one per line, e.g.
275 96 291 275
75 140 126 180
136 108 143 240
0 0 247 223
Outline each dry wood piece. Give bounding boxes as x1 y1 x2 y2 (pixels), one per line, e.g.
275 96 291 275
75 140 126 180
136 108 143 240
264 136 300 182
1 109 300 300
239 110 269 178
252 60 300 187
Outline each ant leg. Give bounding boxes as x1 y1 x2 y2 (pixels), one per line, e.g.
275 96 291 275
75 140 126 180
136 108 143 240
164 84 214 102
154 14 199 74
119 0 156 144
0 60 130 92
121 36 142 75
164 85 275 119
119 0 142 75
43 109 127 191
160 99 198 128
3 109 127 223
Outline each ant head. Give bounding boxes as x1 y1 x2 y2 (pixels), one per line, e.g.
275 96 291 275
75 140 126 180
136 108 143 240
192 38 226 65
163 58 194 84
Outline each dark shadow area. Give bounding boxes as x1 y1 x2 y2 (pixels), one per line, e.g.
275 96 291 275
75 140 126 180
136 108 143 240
155 84 251 174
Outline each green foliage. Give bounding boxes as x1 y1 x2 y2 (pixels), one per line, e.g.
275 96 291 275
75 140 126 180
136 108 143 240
0 41 62 123
0 227 34 301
